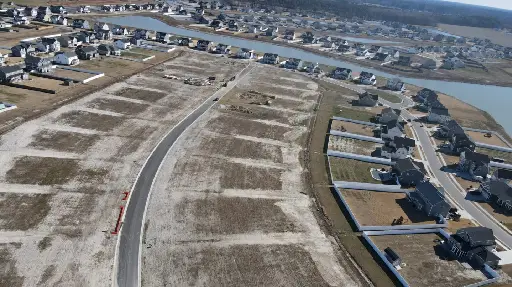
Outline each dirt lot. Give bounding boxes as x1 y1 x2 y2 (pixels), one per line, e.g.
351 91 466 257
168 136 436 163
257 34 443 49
371 233 487 287
329 157 389 184
141 65 368 286
331 120 376 137
328 136 380 156
0 50 247 286
334 106 377 122
467 131 510 147
342 189 437 227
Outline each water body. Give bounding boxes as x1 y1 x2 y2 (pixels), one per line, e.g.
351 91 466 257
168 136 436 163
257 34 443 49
100 16 512 136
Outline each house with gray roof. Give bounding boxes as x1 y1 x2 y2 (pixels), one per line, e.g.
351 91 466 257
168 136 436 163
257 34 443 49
379 120 404 141
479 180 512 212
386 78 405 91
24 55 53 73
449 133 476 154
448 227 500 269
436 120 465 139
284 58 303 70
381 136 416 160
377 107 401 124
358 92 378 107
459 149 490 180
0 65 27 83
262 53 279 65
428 101 451 123
408 181 451 218
331 67 352 80
392 158 424 186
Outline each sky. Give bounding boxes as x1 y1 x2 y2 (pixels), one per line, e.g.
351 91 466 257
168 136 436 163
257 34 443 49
443 0 512 11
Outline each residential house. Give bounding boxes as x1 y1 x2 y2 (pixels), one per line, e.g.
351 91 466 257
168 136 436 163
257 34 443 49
25 7 38 17
24 55 53 73
418 58 437 69
338 44 353 53
305 62 319 74
301 32 315 44
416 88 438 105
50 5 66 14
213 43 231 54
156 32 171 43
266 26 278 37
102 5 114 12
235 48 255 59
53 52 79 66
386 78 405 91
96 29 113 41
391 158 424 186
228 21 241 32
94 22 110 33
0 52 6 65
427 100 451 123
377 107 401 124
492 169 512 183
75 45 99 60
57 36 78 48
75 31 95 44
114 39 130 50
331 67 352 80
433 34 444 42
0 21 13 28
381 136 416 160
355 48 370 57
449 133 476 154
379 120 404 140
112 26 128 36
280 57 301 69
134 29 150 40
262 53 279 65
284 29 296 40
11 43 35 58
78 6 90 13
37 6 51 15
72 19 90 29
459 149 490 180
359 71 376 85
13 15 30 25
97 44 120 56
372 52 391 62
246 26 257 34
177 37 191 46
357 92 378 107
130 37 143 46
115 4 125 11
210 20 223 29
436 120 465 139
448 227 500 269
408 181 451 218
197 16 211 25
40 38 60 52
397 55 411 66
196 40 213 51
442 57 465 69
479 180 512 212
0 65 26 83
7 8 22 17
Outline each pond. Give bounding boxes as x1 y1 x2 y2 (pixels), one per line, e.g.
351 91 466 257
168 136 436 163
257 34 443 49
100 15 512 136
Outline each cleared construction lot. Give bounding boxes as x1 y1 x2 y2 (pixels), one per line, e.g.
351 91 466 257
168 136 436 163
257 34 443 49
141 65 367 286
371 233 487 287
331 120 376 137
341 189 437 227
328 136 380 156
330 157 388 184
0 50 246 285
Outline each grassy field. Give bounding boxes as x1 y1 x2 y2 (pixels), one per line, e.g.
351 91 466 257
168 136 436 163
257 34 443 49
329 157 388 184
367 89 402 103
333 107 376 122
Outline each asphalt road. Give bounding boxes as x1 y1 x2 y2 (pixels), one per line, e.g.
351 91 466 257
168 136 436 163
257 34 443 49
115 63 254 287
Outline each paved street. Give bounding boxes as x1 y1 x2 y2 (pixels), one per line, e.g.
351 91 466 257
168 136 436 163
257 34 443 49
115 64 254 287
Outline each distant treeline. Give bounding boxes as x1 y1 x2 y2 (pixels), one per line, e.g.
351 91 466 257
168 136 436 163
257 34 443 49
227 0 511 29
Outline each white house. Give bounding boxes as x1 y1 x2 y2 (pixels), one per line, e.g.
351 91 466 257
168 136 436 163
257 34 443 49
114 39 131 50
53 52 79 66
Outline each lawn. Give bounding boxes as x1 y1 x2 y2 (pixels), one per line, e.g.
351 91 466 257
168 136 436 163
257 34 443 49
329 157 388 183
333 106 376 122
122 51 151 60
367 89 402 104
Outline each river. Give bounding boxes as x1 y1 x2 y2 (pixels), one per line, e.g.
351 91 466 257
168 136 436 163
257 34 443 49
100 15 512 136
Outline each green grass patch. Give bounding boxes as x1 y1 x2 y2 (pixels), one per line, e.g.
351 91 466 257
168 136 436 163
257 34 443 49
122 51 151 60
333 106 375 122
476 147 512 163
368 89 402 103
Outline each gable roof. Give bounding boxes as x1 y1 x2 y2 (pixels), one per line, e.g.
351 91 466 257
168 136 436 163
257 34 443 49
494 169 512 181
455 227 496 248
359 92 378 101
373 52 389 61
0 65 24 74
441 120 465 135
415 181 447 206
393 136 416 148
430 106 450 116
394 158 421 173
360 71 374 79
463 150 490 164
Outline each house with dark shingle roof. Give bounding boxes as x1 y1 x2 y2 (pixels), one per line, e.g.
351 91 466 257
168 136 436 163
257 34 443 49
358 92 378 107
377 107 401 124
449 133 476 154
428 101 451 123
448 227 499 269
371 52 391 62
381 136 416 160
458 149 490 179
331 67 352 80
408 181 451 218
436 120 464 139
379 120 404 141
391 158 424 186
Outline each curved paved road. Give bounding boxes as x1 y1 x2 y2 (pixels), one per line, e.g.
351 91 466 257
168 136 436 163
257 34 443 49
115 64 254 287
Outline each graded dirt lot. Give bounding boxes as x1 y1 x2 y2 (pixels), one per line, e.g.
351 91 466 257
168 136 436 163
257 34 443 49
141 65 368 286
0 50 246 286
371 233 487 287
329 157 389 184
331 120 376 137
341 189 437 227
466 131 510 147
328 136 380 156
